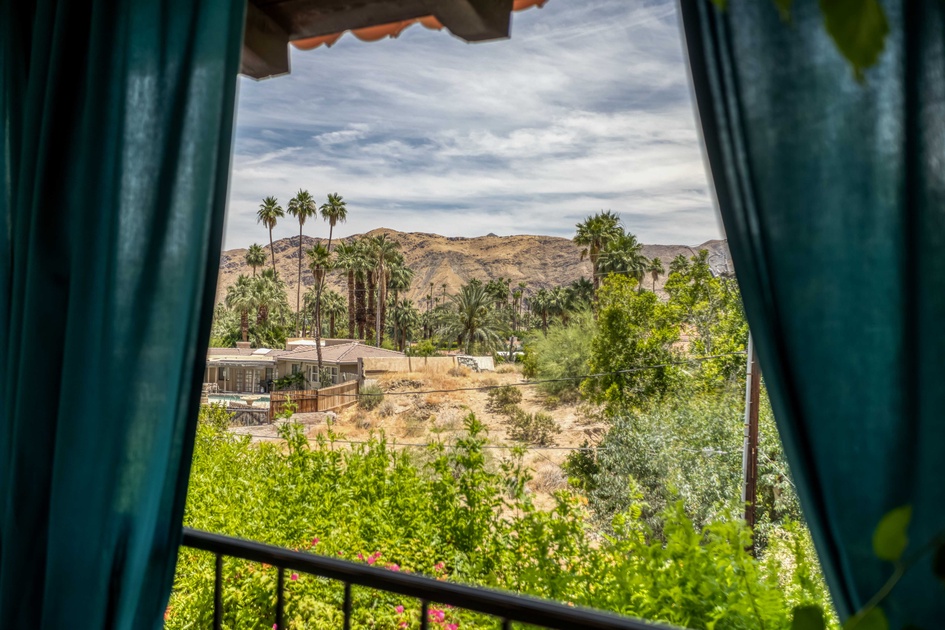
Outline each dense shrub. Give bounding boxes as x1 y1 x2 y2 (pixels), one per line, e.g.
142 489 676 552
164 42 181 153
406 339 438 357
521 310 594 402
169 408 836 629
505 408 559 446
486 385 522 414
358 383 384 410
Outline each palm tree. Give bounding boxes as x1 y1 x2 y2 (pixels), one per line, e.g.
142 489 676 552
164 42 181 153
648 257 665 291
549 286 575 326
368 234 402 346
225 275 256 343
531 288 552 335
307 243 333 372
569 277 594 306
574 210 624 292
320 290 346 338
245 243 266 277
333 241 358 339
388 257 414 303
319 193 347 253
287 189 317 332
256 196 284 274
599 232 648 287
252 268 285 326
388 298 421 352
437 282 503 355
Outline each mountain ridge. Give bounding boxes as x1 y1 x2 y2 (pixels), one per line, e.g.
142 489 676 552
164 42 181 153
216 229 730 306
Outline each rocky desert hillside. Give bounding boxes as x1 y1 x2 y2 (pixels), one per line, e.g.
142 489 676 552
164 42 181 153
215 229 730 305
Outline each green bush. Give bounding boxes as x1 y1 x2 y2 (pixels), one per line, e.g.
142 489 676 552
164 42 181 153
486 385 522 414
505 408 559 446
406 339 438 357
358 383 384 410
521 310 594 402
169 409 836 629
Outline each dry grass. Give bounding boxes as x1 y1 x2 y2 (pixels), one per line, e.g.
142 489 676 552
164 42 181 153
531 462 568 494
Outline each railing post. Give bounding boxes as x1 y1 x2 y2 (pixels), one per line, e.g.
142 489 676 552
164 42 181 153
214 554 223 630
276 567 285 629
342 582 352 630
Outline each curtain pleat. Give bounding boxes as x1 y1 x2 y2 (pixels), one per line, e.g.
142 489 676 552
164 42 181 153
679 0 945 624
0 0 245 627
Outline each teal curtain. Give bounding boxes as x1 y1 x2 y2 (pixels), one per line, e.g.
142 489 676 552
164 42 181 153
0 0 245 627
679 0 945 625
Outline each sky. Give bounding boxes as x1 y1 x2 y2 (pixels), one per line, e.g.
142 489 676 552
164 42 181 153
223 0 723 250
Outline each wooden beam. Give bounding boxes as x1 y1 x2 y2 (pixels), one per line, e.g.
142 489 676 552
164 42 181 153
241 2 291 80
432 0 513 42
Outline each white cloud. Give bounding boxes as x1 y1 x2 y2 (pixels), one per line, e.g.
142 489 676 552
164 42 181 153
224 0 722 249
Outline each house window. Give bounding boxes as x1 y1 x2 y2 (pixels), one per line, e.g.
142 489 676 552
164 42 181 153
291 364 300 375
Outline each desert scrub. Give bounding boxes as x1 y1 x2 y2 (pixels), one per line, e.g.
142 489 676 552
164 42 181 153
447 365 469 378
377 399 396 417
506 408 559 446
486 385 522 414
358 383 384 410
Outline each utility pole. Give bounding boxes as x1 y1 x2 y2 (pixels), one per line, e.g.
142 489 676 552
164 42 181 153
741 333 761 548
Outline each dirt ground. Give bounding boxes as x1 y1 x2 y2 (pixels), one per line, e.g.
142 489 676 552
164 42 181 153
229 366 606 508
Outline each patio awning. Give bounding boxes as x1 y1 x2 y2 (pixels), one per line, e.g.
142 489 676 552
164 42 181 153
242 0 548 79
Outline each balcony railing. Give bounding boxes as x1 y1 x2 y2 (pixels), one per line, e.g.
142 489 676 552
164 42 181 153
181 528 673 630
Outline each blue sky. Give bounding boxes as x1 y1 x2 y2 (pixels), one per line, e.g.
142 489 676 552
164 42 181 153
223 0 723 249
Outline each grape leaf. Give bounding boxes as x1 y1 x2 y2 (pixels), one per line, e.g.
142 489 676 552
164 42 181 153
819 0 889 80
872 505 911 562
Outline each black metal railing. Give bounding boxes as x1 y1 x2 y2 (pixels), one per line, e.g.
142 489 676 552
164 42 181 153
181 528 674 630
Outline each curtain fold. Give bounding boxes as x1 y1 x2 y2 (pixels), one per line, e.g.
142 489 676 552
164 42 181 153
0 0 245 627
679 0 945 625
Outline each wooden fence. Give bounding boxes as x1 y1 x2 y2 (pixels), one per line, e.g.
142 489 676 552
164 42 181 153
269 380 359 421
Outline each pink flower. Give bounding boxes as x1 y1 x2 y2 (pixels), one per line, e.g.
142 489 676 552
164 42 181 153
312 537 320 545
290 573 298 581
273 625 278 630
395 605 405 614
388 563 400 572
367 556 377 565
337 551 343 556
429 609 445 622
447 625 459 630
434 562 445 572
398 623 408 629
357 553 364 561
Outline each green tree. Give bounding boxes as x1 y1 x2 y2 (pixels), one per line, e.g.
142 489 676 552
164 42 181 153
306 243 333 373
368 234 401 346
245 243 266 277
574 210 623 292
320 289 346 338
319 192 347 253
334 241 360 339
225 275 256 343
437 282 503 355
287 189 317 332
530 288 552 335
648 257 664 291
582 275 680 412
256 196 284 274
522 310 595 401
251 267 286 327
598 232 648 287
388 298 421 352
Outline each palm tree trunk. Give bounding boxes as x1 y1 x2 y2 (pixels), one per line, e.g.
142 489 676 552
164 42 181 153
367 274 377 342
296 228 303 335
347 271 356 339
314 269 324 373
330 313 336 338
269 228 277 274
241 310 249 342
355 275 366 340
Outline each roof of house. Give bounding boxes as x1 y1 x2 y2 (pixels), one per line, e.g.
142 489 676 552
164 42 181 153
206 347 279 364
277 342 405 364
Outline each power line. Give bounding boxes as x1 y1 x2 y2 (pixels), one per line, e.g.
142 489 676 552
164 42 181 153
272 352 747 399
